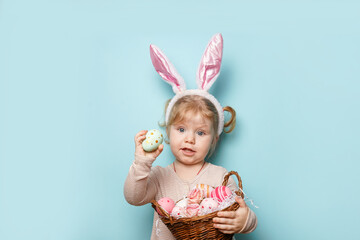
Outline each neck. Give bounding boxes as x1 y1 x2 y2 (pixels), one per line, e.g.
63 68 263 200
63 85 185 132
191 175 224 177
173 160 207 181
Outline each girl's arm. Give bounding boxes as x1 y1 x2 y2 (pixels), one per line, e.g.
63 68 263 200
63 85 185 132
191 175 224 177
212 173 257 234
124 154 158 206
239 207 257 233
123 130 164 206
213 197 257 234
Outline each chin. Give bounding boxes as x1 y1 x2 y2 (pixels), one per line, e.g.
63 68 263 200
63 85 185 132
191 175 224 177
179 159 203 166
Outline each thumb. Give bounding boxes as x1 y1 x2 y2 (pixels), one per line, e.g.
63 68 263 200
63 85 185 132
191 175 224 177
236 196 247 208
153 144 164 158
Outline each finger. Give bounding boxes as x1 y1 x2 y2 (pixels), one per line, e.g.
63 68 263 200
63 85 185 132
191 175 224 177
152 144 164 158
217 211 236 219
217 229 235 235
236 197 247 208
134 130 147 142
213 217 233 225
135 137 146 149
213 223 235 234
134 131 147 144
137 135 146 143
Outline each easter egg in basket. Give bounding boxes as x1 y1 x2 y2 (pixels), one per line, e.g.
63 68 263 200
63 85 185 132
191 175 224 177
156 197 175 216
211 186 232 202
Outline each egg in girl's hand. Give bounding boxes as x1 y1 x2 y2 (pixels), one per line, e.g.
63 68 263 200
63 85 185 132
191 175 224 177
142 129 163 152
157 197 175 216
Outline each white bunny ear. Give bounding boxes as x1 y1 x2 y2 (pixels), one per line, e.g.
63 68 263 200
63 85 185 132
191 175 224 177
150 44 186 94
196 33 223 91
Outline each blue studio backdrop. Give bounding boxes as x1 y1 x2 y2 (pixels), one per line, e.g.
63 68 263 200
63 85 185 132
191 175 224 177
1 1 360 239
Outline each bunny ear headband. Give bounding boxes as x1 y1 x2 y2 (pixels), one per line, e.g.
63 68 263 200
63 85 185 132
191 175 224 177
150 33 225 136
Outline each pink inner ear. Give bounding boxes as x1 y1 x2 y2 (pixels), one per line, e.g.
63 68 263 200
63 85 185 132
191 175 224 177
200 64 220 89
150 47 179 86
197 34 223 91
150 45 184 92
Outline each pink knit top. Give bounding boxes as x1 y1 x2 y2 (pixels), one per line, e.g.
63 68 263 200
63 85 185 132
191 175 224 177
124 154 257 239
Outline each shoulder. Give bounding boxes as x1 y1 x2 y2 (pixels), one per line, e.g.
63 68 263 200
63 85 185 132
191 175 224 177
151 165 172 174
200 163 239 191
206 163 229 176
150 165 173 182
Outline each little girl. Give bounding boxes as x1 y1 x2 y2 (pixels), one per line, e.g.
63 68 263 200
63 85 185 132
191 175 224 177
124 34 257 239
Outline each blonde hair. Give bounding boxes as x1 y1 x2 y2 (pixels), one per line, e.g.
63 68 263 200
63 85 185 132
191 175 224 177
160 95 236 158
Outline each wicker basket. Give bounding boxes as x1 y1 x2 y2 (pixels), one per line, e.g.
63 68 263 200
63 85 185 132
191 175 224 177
151 171 244 240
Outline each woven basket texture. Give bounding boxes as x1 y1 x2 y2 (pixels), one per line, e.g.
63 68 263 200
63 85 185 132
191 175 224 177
151 171 244 240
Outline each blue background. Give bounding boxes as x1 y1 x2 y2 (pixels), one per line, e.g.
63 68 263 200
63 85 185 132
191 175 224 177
1 0 360 239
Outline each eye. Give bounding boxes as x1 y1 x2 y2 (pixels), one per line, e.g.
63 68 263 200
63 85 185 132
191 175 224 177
197 131 205 136
178 127 185 133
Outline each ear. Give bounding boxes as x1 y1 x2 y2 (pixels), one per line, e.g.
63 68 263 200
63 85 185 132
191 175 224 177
210 134 219 149
196 33 223 91
213 135 219 145
207 134 219 158
150 44 186 94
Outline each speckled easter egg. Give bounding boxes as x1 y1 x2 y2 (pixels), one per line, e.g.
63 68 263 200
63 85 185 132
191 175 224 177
211 186 232 202
142 129 163 152
199 198 219 216
157 197 175 215
170 206 187 219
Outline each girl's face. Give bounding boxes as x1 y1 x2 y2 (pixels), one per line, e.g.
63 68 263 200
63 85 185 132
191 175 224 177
169 111 215 166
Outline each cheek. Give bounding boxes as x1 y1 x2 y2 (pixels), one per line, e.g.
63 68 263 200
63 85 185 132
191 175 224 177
168 129 176 143
200 137 213 151
169 140 177 154
169 133 181 148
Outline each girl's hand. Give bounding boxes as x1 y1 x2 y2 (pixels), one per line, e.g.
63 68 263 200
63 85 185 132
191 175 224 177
213 197 249 234
134 130 164 160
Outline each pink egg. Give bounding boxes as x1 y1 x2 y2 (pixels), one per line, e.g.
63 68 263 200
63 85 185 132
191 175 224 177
199 198 219 216
186 203 200 217
211 186 232 202
157 197 175 215
187 188 204 204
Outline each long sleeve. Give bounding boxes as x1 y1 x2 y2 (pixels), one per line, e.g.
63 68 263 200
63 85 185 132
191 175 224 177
239 208 257 233
123 154 158 206
225 173 258 234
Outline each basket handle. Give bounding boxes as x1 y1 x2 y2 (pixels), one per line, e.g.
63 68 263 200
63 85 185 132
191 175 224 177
222 171 244 199
151 200 175 224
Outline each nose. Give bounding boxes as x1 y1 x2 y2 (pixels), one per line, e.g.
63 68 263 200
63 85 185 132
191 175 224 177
184 132 195 144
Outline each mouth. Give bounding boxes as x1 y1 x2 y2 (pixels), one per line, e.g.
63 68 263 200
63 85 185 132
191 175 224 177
181 147 195 152
181 148 196 156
